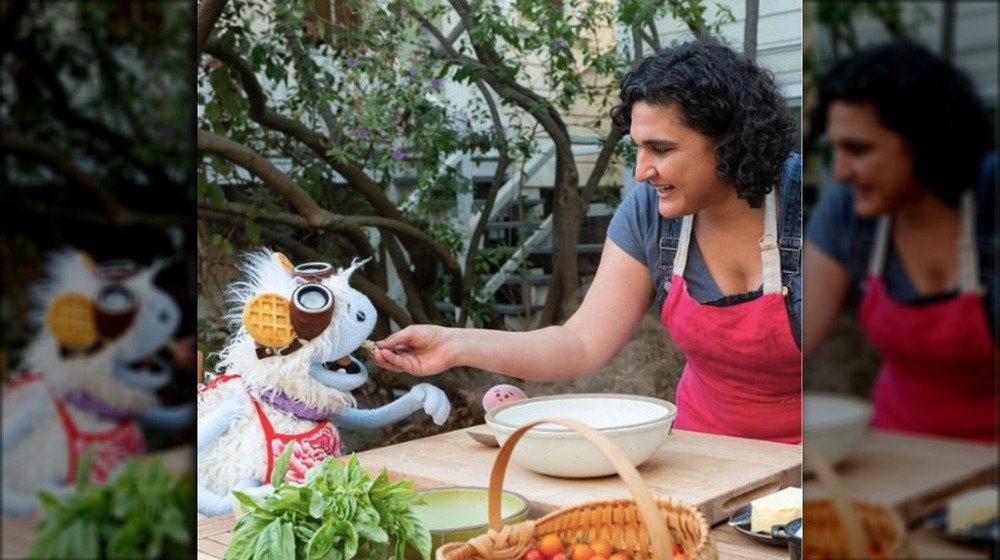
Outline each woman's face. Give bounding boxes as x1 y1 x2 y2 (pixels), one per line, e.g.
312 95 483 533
826 101 922 218
630 101 732 219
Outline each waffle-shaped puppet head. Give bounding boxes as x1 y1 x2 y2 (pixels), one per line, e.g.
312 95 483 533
24 249 180 399
214 249 377 408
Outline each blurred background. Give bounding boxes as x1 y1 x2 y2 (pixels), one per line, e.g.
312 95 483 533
802 0 998 398
0 1 198 445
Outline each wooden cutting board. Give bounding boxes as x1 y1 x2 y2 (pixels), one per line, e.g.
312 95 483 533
803 430 996 524
354 425 802 525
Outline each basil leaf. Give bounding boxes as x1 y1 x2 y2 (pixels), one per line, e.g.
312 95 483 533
271 442 296 487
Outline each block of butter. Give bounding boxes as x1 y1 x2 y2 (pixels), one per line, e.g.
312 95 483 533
750 487 803 534
947 486 997 534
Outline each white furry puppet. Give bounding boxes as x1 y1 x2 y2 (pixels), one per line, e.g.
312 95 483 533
197 249 450 517
2 250 192 516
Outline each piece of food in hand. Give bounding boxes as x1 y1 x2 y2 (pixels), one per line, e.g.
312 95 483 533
360 339 377 352
750 486 802 534
482 384 527 412
947 486 997 534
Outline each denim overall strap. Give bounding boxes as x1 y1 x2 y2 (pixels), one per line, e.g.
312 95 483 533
655 216 683 307
778 157 803 349
976 153 996 339
849 216 878 302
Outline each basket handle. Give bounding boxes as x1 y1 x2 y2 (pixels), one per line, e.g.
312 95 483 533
487 418 673 560
804 444 867 558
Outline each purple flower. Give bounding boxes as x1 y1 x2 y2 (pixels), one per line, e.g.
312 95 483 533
552 39 566 52
420 26 430 36
430 78 441 90
357 127 368 139
392 150 407 161
408 67 418 78
346 57 357 68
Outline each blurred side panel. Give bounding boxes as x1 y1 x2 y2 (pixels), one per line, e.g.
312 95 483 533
1 0 196 557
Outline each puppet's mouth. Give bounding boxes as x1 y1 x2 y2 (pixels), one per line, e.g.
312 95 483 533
114 354 171 390
126 355 166 372
322 356 362 374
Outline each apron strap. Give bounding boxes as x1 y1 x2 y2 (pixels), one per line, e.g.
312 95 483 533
867 190 979 294
672 213 695 277
957 190 979 294
868 215 892 277
671 190 783 295
760 190 782 295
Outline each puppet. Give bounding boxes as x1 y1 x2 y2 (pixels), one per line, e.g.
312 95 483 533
2 250 191 515
197 249 450 516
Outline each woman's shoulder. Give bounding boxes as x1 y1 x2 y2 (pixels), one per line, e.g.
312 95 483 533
618 182 663 225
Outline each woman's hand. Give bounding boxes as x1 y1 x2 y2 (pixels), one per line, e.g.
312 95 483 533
369 325 455 376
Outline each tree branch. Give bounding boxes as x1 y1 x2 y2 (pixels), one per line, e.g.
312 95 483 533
203 37 402 220
198 201 461 276
1 131 127 224
197 128 332 227
198 210 414 328
197 0 229 58
580 126 625 204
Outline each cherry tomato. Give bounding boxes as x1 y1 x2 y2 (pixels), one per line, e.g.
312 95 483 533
522 549 545 560
551 554 569 560
589 538 614 557
569 543 595 560
538 534 564 557
608 554 632 560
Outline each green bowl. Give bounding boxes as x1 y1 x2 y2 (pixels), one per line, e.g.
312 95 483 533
405 486 530 558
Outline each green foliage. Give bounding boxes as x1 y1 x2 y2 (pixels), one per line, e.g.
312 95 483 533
227 450 431 560
28 449 195 559
196 0 737 325
815 0 933 53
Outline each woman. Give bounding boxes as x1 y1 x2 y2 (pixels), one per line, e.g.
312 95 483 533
804 40 996 442
372 38 803 443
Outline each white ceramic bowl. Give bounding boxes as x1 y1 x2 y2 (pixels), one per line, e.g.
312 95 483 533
803 392 873 471
484 393 677 478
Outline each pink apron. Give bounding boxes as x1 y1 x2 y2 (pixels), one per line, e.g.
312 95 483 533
662 191 802 443
859 192 996 442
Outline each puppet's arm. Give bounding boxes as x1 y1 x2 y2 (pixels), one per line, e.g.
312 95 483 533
138 401 196 431
2 382 49 453
331 383 451 429
198 477 266 517
197 391 247 453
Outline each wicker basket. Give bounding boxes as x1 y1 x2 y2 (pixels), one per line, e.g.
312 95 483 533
436 418 716 560
802 499 911 559
802 445 911 559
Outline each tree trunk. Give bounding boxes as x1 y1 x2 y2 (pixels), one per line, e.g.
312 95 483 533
541 152 584 324
743 0 759 60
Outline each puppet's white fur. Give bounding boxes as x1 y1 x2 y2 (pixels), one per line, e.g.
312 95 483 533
198 249 374 506
2 250 178 514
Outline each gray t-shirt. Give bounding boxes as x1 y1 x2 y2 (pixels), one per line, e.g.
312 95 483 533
807 183 933 303
607 185 763 306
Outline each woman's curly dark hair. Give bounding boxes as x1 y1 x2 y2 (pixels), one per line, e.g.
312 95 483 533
610 37 797 208
810 39 991 207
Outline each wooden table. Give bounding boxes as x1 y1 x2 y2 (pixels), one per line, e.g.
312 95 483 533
804 430 997 559
199 425 802 559
1 445 193 559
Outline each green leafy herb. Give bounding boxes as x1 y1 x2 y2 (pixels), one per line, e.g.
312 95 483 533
227 447 431 560
28 446 195 559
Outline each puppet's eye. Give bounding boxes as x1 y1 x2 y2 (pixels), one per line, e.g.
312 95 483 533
97 285 134 314
297 287 330 311
356 310 366 322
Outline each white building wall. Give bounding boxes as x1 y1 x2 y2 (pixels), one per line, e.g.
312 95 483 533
654 0 804 103
810 1 997 104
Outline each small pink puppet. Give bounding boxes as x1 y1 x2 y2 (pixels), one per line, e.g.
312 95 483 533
482 384 527 412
